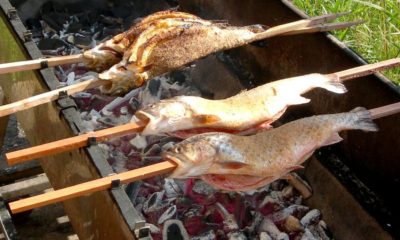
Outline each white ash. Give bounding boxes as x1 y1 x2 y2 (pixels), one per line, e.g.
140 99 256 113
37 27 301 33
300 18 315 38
158 205 177 225
129 135 147 149
191 230 217 240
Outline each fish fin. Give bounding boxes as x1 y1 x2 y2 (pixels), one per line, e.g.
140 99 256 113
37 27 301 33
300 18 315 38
218 162 249 170
320 74 347 94
321 82 347 94
285 165 304 172
321 132 343 146
350 107 379 132
287 95 311 105
193 114 221 125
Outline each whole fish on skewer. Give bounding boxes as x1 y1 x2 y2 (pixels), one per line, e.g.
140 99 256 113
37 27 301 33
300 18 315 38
135 73 346 136
134 59 400 137
162 108 378 191
93 11 361 94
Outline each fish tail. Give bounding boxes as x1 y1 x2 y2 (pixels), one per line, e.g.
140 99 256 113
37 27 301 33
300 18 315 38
348 107 379 132
320 74 347 94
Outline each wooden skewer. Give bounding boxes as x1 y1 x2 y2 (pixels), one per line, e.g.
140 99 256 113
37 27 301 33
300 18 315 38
5 59 400 166
334 58 400 81
6 121 145 165
284 20 364 36
8 161 177 214
0 78 108 118
0 54 83 75
370 102 400 119
7 103 400 214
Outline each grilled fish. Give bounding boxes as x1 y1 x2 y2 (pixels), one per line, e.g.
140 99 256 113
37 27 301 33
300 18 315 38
162 107 378 191
94 12 359 95
135 73 346 135
82 10 205 72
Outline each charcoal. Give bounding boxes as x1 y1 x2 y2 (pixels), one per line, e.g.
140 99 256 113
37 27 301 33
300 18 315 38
259 217 289 240
142 191 165 214
259 232 272 240
147 78 162 97
307 224 330 240
216 202 239 232
38 38 67 50
163 179 182 198
283 215 303 232
192 180 215 196
130 135 147 149
68 34 94 49
227 232 247 240
66 22 83 33
42 13 69 32
300 209 321 227
300 229 318 240
191 230 217 240
158 205 177 224
162 220 190 240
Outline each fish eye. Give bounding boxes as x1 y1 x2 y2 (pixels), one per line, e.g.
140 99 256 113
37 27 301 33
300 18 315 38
176 146 183 153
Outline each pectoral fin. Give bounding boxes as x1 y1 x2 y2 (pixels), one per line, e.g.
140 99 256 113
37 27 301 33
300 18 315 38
218 162 249 170
193 114 221 125
285 165 304 172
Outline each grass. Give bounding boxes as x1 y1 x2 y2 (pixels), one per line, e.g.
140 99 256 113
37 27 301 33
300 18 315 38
291 0 400 84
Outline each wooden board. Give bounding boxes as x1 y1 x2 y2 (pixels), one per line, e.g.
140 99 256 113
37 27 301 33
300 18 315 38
0 8 134 240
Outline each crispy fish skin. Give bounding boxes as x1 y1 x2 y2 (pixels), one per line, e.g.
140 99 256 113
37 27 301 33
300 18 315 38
135 73 346 135
98 21 272 94
162 108 378 191
82 10 202 72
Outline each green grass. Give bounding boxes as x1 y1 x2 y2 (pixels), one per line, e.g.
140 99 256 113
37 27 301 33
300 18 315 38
292 0 400 84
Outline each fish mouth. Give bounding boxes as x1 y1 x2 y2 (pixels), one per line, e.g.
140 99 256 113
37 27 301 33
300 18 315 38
98 65 136 95
161 152 191 178
134 110 161 135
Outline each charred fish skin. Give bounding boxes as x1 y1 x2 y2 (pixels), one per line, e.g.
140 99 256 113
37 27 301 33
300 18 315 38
98 21 263 94
135 73 347 136
162 108 378 191
82 10 203 72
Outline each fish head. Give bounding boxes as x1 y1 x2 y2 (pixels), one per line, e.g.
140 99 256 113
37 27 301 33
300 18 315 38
83 43 122 72
135 99 196 135
162 137 218 178
99 61 145 95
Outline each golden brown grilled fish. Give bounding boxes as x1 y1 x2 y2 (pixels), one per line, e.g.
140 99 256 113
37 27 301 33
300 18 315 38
162 107 378 191
82 10 204 71
96 12 359 94
135 73 346 135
